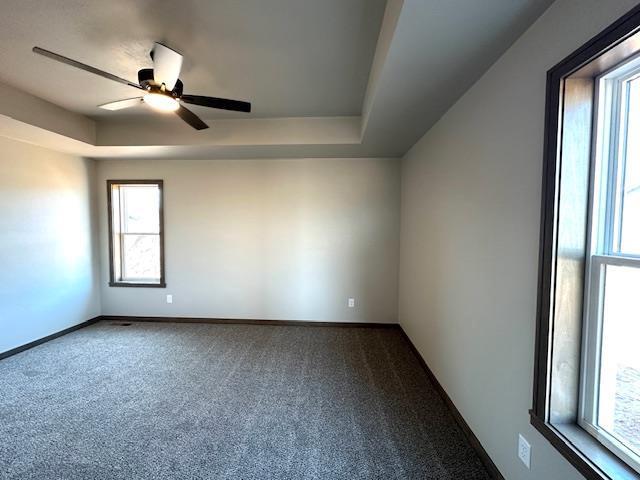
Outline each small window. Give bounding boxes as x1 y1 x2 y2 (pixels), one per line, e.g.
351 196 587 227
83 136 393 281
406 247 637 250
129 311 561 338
580 59 640 473
107 180 165 287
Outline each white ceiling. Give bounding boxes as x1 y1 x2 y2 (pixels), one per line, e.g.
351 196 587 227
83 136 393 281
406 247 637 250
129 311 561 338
0 0 555 159
0 0 386 118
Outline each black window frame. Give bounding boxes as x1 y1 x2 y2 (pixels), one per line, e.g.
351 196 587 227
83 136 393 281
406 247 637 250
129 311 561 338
532 4 640 480
107 179 166 288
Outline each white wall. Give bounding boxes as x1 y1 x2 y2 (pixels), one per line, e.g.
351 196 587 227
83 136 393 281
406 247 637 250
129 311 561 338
97 157 400 323
0 137 101 353
398 0 640 479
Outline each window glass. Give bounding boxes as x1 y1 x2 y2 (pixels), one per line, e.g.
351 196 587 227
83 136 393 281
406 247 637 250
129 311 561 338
122 234 161 280
122 185 160 234
619 77 640 255
597 264 640 456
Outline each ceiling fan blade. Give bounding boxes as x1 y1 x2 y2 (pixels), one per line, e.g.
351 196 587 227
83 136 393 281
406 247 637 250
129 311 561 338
175 105 208 130
181 94 251 113
152 43 183 91
98 97 143 111
32 47 143 90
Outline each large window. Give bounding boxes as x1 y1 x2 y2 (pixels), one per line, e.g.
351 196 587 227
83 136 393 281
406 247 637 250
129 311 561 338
107 180 165 287
532 5 640 480
580 60 640 473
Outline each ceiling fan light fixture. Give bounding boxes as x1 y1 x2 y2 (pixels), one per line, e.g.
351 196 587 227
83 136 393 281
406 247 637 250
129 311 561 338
32 43 251 130
143 92 179 112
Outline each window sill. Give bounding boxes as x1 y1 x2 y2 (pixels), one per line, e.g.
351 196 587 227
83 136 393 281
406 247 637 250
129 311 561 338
530 412 639 480
109 281 166 288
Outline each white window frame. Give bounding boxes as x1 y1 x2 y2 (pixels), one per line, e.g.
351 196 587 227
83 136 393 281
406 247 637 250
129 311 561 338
579 54 640 475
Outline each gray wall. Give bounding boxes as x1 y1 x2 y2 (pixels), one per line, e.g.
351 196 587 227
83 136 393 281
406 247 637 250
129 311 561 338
398 0 640 479
96 158 400 323
0 137 101 353
399 0 637 480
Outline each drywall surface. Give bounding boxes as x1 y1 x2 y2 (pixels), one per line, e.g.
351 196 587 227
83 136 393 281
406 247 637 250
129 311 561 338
398 0 640 479
97 157 399 323
0 136 100 353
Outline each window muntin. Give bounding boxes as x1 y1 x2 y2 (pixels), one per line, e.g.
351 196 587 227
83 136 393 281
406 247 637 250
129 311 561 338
580 59 640 474
108 181 164 287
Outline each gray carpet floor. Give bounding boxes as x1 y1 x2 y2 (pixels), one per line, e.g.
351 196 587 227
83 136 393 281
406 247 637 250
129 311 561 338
0 321 491 480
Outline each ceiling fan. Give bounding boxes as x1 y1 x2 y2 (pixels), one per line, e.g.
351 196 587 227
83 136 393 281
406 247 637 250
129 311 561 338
32 43 251 130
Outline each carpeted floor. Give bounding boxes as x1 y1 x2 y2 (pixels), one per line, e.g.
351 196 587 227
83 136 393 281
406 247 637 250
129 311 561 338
0 321 491 480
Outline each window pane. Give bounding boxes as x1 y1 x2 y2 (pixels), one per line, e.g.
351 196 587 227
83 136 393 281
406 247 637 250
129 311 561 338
122 185 160 234
122 234 160 280
619 78 640 255
598 264 640 455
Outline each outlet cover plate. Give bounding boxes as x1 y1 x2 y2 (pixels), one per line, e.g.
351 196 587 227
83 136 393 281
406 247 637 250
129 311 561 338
518 434 531 469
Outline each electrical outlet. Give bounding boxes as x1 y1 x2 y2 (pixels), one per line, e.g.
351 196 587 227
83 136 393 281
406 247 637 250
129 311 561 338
518 434 531 469
348 298 355 308
166 294 173 304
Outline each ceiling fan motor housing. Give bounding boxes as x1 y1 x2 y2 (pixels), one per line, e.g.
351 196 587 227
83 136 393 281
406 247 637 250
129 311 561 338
137 68 154 87
137 68 183 96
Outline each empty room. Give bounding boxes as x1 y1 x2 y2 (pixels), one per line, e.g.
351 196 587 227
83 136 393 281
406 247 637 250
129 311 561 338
2 1 640 479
